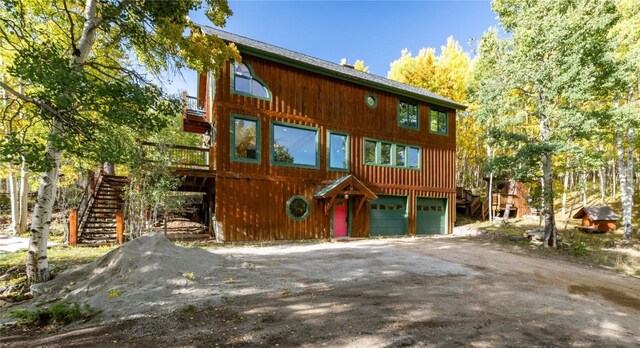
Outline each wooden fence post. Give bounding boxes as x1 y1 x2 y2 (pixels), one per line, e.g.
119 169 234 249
69 209 77 247
116 210 124 245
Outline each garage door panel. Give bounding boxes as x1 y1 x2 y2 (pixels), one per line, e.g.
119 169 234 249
416 198 447 235
370 196 407 236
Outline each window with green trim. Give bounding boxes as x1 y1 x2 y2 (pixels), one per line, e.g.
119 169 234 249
364 140 377 164
271 122 319 168
286 195 311 221
232 61 271 100
398 100 419 129
429 109 448 135
231 115 260 163
363 139 421 169
328 132 349 171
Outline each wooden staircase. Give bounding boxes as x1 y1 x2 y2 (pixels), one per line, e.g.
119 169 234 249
470 197 488 220
77 173 128 245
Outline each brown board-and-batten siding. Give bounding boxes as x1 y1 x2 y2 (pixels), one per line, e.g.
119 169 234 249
211 54 457 241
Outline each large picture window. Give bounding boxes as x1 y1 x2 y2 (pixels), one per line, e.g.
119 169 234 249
398 100 419 129
232 61 271 100
231 115 260 163
271 122 319 168
328 132 349 171
363 138 421 170
429 109 448 135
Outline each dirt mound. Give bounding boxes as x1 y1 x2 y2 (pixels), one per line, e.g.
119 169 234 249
29 234 223 320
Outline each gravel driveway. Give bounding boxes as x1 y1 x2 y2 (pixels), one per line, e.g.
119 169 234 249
2 236 640 347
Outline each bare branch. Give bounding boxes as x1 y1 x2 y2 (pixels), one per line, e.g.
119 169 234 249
62 0 79 56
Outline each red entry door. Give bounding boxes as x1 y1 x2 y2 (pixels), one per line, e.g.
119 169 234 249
333 199 348 237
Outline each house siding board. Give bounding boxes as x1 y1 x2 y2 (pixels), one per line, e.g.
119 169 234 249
212 54 457 241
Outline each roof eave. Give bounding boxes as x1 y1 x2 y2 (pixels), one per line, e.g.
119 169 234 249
236 45 467 111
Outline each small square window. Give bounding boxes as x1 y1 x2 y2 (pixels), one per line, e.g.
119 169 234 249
371 204 378 210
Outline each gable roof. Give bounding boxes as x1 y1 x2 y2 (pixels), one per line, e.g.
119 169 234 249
572 206 619 221
198 25 467 111
314 175 378 201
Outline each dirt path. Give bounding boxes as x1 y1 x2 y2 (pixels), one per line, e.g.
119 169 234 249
2 236 640 347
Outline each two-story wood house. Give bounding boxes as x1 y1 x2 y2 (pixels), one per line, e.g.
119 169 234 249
188 27 466 242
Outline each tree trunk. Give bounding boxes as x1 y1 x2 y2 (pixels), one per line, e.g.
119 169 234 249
580 171 587 207
539 96 557 248
502 180 514 222
26 124 62 284
623 128 634 240
561 169 569 215
18 158 29 234
488 173 494 222
8 163 19 235
26 0 100 284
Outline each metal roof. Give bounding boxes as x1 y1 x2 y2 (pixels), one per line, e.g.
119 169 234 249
198 25 467 110
572 206 619 221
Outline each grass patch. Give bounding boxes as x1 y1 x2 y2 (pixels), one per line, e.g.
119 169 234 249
468 218 640 277
1 245 114 303
0 245 115 275
7 301 100 326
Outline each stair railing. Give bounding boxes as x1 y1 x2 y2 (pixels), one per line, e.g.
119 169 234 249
77 169 105 238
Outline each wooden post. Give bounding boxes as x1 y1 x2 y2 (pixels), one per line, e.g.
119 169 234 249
208 186 214 237
116 210 124 245
69 209 77 247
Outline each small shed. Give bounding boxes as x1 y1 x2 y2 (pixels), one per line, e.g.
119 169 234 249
572 206 619 232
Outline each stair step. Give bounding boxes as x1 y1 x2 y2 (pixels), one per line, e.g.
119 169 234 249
166 233 211 241
77 241 116 246
81 234 117 240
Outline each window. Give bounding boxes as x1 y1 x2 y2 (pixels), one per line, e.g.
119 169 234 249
365 93 377 108
231 115 260 163
398 100 419 129
395 145 406 167
408 147 420 169
232 61 271 100
271 122 319 168
380 143 392 165
429 109 448 135
328 132 349 171
364 140 377 164
363 138 421 169
286 195 311 221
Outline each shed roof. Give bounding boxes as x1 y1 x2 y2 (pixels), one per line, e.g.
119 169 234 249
198 25 467 111
572 206 619 221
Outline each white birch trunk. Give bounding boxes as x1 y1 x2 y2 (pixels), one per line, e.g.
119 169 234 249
561 169 569 215
27 0 99 284
26 129 61 283
18 158 29 233
8 164 19 235
623 128 634 239
539 95 557 248
580 171 587 207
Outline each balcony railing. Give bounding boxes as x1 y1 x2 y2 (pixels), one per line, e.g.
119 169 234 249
141 142 209 170
183 92 206 117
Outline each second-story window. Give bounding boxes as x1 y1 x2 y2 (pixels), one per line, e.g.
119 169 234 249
271 122 319 169
233 61 271 100
364 138 421 170
328 131 349 171
398 100 419 130
429 109 448 135
231 114 260 163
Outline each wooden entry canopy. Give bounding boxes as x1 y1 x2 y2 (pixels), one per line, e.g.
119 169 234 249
314 175 378 215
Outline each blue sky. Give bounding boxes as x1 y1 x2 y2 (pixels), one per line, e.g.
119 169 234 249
169 0 498 95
